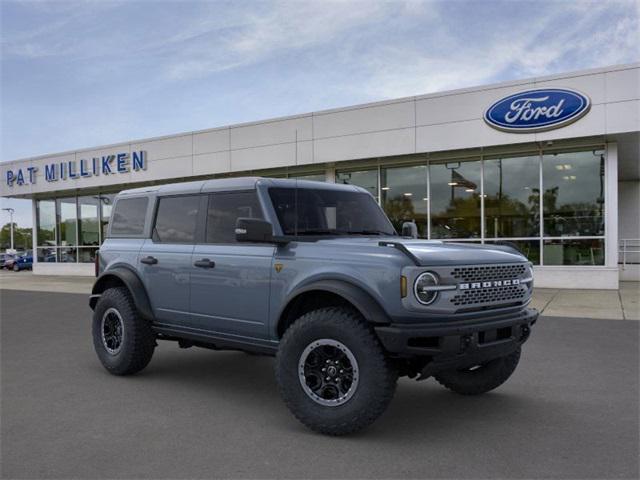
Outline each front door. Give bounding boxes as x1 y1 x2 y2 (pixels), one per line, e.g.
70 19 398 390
189 191 274 339
138 194 201 324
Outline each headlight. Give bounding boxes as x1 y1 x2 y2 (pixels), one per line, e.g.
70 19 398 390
414 272 439 305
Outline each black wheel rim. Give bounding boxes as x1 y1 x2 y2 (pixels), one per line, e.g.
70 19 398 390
298 339 359 407
101 307 124 355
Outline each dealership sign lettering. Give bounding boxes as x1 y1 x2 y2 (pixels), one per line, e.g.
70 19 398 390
484 88 590 132
5 151 146 187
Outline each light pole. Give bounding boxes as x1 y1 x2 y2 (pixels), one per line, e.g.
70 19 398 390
2 207 15 251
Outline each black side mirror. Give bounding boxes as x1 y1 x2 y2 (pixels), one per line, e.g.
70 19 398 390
235 218 275 243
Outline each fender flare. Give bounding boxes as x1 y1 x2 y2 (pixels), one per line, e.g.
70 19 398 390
278 279 391 332
89 266 154 321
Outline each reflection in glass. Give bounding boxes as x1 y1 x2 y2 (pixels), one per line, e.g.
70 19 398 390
485 240 540 265
542 150 605 237
381 165 428 237
78 247 99 263
336 169 379 200
57 198 77 246
543 239 604 265
484 155 540 238
430 160 481 238
37 247 57 263
78 196 100 246
37 200 56 246
100 194 115 242
59 246 77 263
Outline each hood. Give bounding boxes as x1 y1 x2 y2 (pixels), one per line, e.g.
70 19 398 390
314 237 527 266
397 239 526 266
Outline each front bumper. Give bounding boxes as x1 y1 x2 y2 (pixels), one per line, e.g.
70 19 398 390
375 307 538 374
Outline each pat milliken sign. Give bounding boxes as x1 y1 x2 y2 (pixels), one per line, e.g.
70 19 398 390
484 88 591 133
4 151 147 187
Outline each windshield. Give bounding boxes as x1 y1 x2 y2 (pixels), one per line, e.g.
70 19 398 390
269 187 396 237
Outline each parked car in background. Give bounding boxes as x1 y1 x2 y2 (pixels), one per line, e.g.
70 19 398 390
12 251 33 271
2 253 17 270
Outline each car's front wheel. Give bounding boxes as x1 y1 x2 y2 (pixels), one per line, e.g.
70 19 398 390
12 263 19 272
434 348 521 395
276 307 397 436
92 287 156 375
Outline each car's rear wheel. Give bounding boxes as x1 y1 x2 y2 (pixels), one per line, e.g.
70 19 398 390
276 306 397 436
434 348 521 395
92 287 155 375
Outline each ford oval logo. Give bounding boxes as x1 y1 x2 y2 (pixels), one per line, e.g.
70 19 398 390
484 88 591 133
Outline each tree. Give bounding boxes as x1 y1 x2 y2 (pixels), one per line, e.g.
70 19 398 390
0 223 32 251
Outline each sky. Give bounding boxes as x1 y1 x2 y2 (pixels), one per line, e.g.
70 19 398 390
1 0 639 228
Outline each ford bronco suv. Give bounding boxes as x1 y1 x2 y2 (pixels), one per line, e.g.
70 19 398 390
90 177 537 435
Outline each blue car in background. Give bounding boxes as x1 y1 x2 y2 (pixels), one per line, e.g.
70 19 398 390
12 252 33 271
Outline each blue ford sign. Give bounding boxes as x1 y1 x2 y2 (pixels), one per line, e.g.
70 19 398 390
484 88 591 133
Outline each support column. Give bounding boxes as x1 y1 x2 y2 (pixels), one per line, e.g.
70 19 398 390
605 142 619 274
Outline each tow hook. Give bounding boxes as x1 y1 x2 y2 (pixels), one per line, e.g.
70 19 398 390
520 326 531 341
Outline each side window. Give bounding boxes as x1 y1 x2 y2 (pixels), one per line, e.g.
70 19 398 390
206 191 263 243
153 195 200 243
110 197 148 236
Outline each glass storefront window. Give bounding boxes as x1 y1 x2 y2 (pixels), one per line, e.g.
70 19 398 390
36 247 57 263
78 196 100 246
36 200 56 246
430 160 481 239
100 194 115 242
57 198 77 246
485 240 541 265
381 165 428 237
484 155 540 238
542 150 605 237
543 238 604 265
78 247 98 263
336 169 378 200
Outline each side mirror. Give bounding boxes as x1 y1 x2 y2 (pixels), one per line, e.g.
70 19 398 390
401 221 418 239
235 218 275 243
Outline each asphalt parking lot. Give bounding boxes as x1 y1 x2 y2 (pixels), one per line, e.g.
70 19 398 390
1 289 639 479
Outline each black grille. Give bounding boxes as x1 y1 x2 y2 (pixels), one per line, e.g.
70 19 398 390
451 264 527 283
451 285 526 307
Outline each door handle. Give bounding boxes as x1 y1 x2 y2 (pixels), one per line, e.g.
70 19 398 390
194 258 215 269
140 256 158 265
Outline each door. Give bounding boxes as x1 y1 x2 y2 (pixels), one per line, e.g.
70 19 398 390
139 194 201 324
189 191 274 339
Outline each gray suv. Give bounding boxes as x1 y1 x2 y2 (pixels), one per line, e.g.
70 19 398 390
90 177 537 435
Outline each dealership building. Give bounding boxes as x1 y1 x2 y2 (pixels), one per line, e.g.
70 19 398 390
1 63 638 288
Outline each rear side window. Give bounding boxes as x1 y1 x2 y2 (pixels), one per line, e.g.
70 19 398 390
153 195 200 243
110 197 148 236
206 191 263 243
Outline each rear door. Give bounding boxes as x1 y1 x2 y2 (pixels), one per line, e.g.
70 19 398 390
138 194 202 324
189 190 274 339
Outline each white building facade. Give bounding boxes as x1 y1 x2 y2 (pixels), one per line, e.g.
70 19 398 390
1 63 639 288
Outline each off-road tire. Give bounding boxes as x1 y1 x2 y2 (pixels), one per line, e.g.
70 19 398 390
92 287 155 375
434 348 521 395
276 307 397 436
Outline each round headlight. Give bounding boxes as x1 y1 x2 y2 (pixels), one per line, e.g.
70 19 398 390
414 272 439 305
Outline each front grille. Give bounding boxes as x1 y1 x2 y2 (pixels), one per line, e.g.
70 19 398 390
449 263 529 308
451 285 526 307
451 264 527 283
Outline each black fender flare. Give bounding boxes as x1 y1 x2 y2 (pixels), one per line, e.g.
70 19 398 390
89 266 154 321
278 279 391 332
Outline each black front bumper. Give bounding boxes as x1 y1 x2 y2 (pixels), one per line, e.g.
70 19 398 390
375 308 538 374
